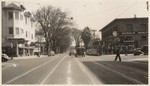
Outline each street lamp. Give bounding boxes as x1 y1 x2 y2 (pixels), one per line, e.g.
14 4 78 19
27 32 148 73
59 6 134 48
10 42 13 59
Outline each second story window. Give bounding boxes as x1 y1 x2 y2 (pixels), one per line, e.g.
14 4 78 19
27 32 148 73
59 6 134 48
21 28 24 34
126 24 133 32
31 21 33 28
25 17 27 24
26 31 28 37
141 36 146 41
15 27 19 34
20 14 23 20
9 27 13 34
140 24 146 32
31 34 33 39
8 12 13 19
15 12 19 20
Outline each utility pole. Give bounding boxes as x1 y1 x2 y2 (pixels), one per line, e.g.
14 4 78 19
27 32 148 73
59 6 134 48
146 1 149 11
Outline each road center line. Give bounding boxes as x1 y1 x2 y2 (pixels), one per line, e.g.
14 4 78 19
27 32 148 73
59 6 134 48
68 61 71 74
93 62 144 84
40 55 67 84
74 56 101 84
4 57 58 84
68 61 71 68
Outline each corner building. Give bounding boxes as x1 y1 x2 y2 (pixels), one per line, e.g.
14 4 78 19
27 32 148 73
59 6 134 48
100 17 148 54
2 2 36 57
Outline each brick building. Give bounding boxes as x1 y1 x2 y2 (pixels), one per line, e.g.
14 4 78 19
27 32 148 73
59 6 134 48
100 17 148 54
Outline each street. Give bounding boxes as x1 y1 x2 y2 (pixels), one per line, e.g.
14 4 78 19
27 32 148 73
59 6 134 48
2 53 148 84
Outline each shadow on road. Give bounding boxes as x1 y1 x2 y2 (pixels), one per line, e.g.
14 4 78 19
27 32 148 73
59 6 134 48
82 61 148 84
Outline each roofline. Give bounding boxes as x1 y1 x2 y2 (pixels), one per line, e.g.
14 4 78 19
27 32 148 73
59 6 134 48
99 17 148 32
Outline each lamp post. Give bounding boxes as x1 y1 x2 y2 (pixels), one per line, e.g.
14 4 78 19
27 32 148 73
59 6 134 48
10 42 13 59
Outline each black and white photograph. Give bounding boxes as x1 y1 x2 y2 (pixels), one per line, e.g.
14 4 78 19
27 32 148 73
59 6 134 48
1 0 149 85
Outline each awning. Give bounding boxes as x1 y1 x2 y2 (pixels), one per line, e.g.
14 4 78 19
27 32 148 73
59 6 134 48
19 46 34 49
7 37 25 43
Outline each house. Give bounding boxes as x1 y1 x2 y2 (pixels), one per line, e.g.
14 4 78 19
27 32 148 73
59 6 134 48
2 2 36 57
100 17 148 54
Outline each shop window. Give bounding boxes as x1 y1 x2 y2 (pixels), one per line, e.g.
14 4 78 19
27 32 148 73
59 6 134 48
9 27 13 34
125 36 133 40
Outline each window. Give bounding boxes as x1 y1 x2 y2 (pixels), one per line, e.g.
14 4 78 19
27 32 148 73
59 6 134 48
31 34 33 39
125 36 133 40
126 24 133 32
140 24 146 32
8 12 13 19
9 27 13 34
21 28 24 34
25 17 27 24
16 27 19 34
26 31 28 37
20 14 23 20
141 36 146 41
15 12 19 20
31 21 32 27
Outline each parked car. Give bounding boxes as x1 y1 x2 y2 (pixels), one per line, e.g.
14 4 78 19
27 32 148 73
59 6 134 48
141 45 148 55
133 48 143 56
2 54 11 62
86 49 100 56
48 51 55 56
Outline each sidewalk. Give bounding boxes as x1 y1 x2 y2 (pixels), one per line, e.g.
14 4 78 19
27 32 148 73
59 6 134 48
12 55 48 60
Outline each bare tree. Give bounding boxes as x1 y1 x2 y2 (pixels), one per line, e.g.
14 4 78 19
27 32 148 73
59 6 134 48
34 5 73 54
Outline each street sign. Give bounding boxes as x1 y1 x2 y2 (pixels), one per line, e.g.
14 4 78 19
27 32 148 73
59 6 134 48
113 31 117 36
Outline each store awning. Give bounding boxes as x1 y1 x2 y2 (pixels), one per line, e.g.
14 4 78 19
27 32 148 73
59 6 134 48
7 37 25 43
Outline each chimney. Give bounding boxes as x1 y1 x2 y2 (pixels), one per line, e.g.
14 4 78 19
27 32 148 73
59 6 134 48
134 14 136 18
2 1 6 8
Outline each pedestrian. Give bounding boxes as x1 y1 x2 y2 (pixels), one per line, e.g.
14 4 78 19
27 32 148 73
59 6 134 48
114 46 121 61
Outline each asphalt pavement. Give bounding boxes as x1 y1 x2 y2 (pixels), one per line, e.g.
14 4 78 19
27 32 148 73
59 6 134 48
2 53 148 84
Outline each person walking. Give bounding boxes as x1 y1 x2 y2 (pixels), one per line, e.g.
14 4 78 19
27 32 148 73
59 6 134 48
114 46 121 61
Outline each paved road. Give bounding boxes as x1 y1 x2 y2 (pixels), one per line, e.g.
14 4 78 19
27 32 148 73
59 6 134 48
2 53 148 84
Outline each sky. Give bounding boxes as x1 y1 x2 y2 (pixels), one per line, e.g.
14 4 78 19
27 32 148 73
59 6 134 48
3 0 149 39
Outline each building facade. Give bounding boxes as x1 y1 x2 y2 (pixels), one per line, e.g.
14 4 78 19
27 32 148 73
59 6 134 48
100 17 148 54
2 2 36 57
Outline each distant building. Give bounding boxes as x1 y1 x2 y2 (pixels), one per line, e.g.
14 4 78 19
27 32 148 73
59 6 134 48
2 2 36 57
87 38 102 55
100 17 148 54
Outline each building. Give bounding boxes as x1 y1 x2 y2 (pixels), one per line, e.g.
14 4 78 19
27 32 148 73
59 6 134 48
2 2 36 57
100 17 148 54
87 38 102 55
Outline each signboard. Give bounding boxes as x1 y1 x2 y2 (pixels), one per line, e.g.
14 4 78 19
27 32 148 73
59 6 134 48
113 31 117 36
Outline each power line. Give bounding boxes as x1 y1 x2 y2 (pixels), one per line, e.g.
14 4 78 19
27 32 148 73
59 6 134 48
116 2 137 18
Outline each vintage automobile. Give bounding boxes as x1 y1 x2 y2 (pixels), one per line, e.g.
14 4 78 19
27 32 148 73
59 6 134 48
69 49 76 56
141 45 148 55
133 48 143 56
2 54 11 62
75 47 85 57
